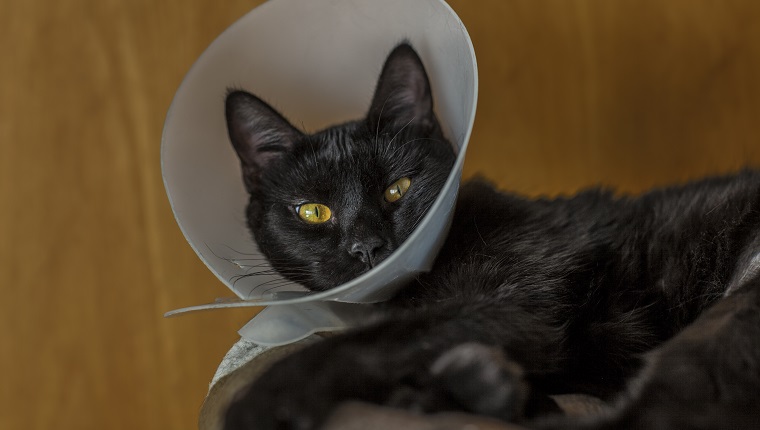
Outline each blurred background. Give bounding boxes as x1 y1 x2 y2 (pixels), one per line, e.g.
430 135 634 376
2 0 759 429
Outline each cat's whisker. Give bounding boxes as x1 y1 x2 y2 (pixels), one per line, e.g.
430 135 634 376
383 138 444 168
228 261 314 288
216 245 317 265
281 270 317 275
258 282 306 296
232 273 282 290
218 244 261 256
233 260 275 267
224 253 309 264
240 264 275 272
408 202 434 229
239 265 312 276
258 277 309 286
374 92 395 145
241 270 280 277
204 242 252 266
227 256 273 261
204 244 306 274
230 274 253 288
400 137 444 148
388 116 416 147
234 262 270 271
246 278 308 298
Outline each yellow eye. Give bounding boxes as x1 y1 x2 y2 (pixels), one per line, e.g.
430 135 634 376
384 177 411 203
297 203 332 224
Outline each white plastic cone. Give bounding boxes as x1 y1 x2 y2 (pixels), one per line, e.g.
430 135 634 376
162 0 477 344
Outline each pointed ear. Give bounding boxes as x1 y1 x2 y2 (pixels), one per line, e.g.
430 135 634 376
367 44 437 134
225 90 303 190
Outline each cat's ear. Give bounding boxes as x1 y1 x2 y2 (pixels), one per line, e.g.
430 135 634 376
225 90 303 189
367 43 436 134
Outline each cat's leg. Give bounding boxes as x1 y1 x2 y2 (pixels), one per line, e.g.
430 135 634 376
422 341 566 419
222 299 571 430
540 279 760 430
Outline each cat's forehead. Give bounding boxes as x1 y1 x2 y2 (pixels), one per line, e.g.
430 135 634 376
308 122 424 170
263 127 380 197
263 121 428 202
312 122 370 157
292 123 384 170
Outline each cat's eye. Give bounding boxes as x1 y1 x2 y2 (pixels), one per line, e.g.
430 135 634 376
297 203 332 224
384 177 412 203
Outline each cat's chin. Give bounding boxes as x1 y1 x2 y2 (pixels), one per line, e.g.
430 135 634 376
300 263 382 292
303 272 368 292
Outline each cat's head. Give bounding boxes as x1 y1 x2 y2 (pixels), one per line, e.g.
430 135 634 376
225 44 455 291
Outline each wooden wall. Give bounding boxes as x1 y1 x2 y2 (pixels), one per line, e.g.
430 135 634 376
2 1 759 429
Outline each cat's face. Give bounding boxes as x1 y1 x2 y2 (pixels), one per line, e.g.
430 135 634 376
226 44 455 291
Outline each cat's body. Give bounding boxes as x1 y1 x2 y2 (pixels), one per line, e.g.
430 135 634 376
402 173 760 399
222 44 760 429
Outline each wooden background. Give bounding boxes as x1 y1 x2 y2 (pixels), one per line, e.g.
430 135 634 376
2 1 759 429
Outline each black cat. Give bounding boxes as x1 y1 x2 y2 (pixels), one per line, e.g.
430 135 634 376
223 44 760 429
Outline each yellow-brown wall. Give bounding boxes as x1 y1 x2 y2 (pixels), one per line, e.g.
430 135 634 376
2 1 759 429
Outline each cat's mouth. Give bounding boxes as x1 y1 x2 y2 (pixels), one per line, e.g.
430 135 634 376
291 243 396 292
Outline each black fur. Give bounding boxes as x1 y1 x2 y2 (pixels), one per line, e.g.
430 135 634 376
223 44 760 429
225 44 454 291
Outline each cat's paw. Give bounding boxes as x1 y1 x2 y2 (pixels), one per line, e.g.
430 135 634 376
222 340 541 430
426 343 530 421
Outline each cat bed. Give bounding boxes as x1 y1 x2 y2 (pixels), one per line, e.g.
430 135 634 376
198 338 608 430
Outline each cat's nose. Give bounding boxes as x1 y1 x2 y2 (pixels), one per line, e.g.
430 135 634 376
349 237 387 267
